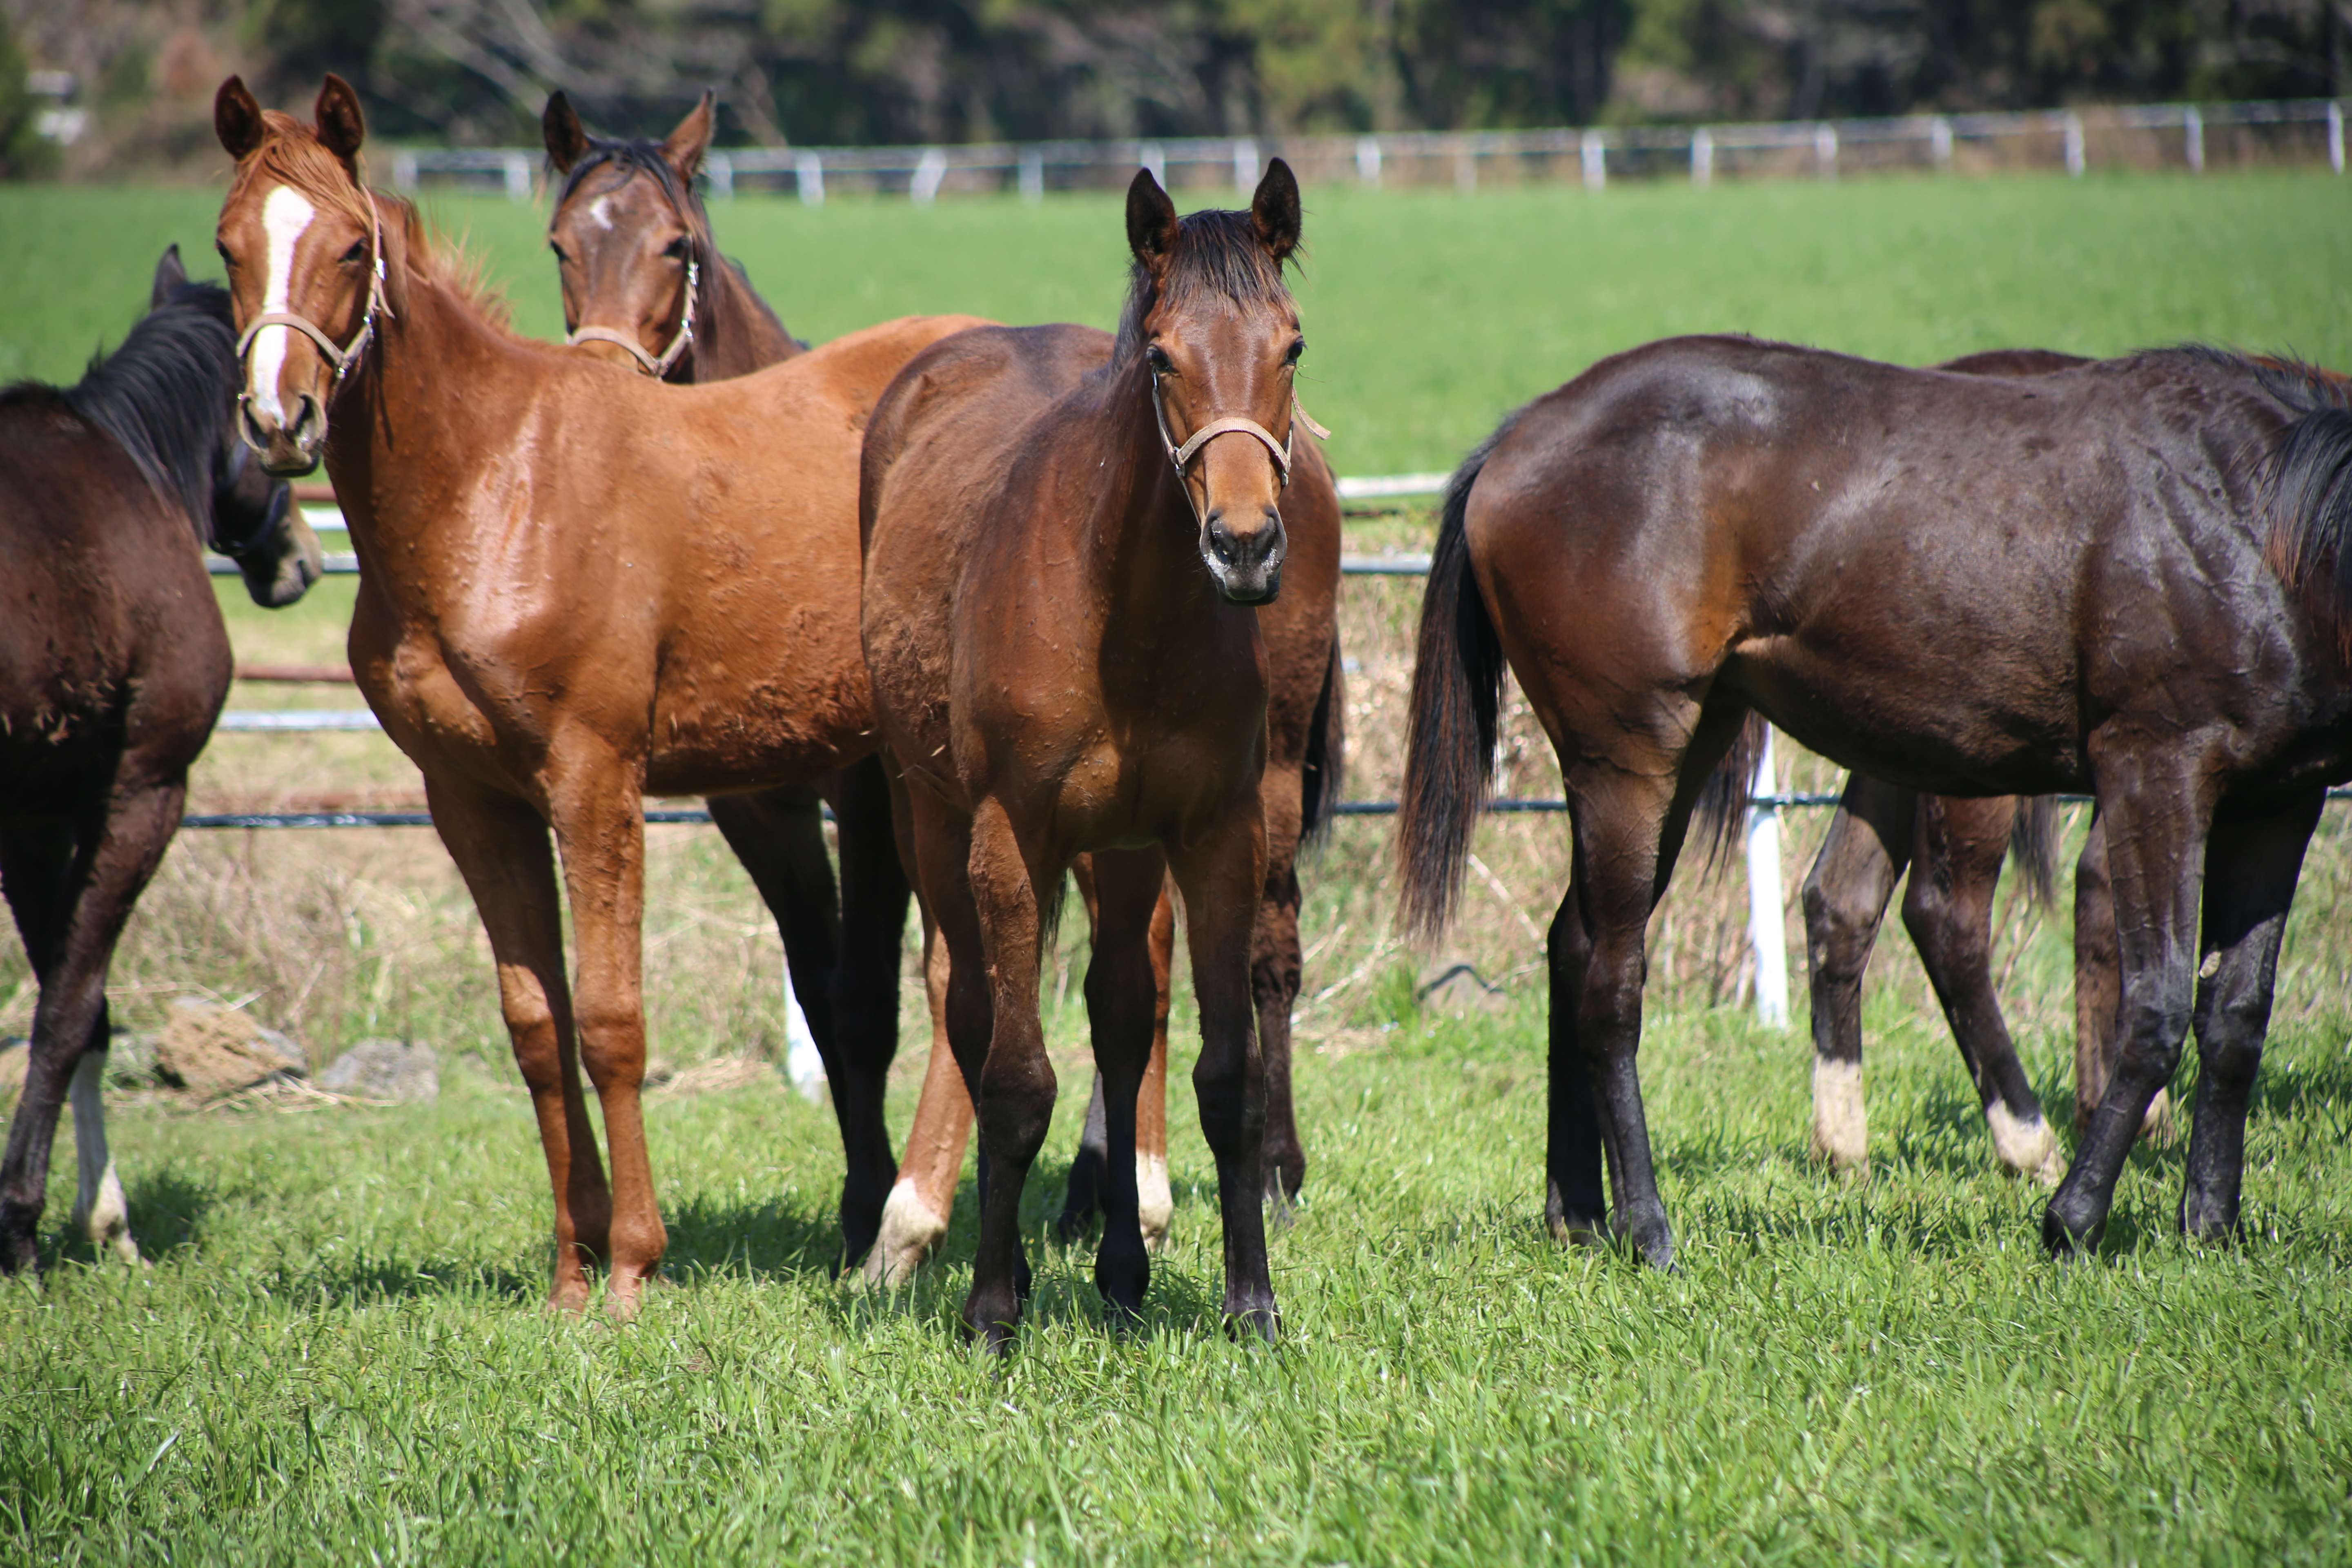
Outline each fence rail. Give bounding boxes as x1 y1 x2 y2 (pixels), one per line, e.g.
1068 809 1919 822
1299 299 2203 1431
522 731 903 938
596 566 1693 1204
387 98 2348 205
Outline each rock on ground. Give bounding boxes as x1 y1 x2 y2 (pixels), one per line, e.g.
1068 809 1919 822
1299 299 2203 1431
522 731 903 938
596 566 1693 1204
156 998 307 1096
318 1038 439 1103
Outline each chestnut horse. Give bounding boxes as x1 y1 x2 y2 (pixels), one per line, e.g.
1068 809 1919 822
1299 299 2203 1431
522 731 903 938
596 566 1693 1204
1402 336 2352 1265
541 89 914 1216
535 93 1342 1286
214 74 984 1312
862 165 1316 1346
0 249 314 1273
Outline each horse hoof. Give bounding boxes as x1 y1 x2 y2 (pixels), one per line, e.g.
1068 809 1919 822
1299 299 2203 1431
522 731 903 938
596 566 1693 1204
2178 1192 2240 1244
1223 1302 1281 1345
1546 1212 1608 1250
863 1180 949 1288
2040 1205 2098 1260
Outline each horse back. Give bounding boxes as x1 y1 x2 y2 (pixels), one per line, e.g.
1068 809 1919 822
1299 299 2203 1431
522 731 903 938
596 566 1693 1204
0 396 230 804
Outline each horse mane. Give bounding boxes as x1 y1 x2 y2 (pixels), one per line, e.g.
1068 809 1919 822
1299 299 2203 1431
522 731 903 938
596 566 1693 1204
0 280 239 534
2173 346 2352 661
1114 208 1296 366
232 115 512 330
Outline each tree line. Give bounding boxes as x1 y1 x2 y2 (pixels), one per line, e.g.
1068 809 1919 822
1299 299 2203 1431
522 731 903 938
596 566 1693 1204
4 0 2345 174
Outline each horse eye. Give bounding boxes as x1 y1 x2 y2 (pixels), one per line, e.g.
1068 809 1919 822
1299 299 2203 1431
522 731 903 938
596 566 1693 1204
341 240 366 265
663 237 690 262
1285 339 1305 366
1145 344 1173 375
214 240 235 269
549 239 569 263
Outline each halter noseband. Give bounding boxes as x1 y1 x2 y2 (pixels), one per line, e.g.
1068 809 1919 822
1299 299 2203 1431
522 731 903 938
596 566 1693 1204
234 193 389 427
564 251 699 379
1152 372 1332 523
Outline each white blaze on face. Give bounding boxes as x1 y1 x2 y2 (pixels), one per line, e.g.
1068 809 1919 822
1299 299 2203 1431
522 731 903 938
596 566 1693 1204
587 194 615 232
248 183 318 424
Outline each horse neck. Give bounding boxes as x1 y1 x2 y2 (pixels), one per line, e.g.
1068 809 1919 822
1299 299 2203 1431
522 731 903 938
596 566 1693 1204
686 254 801 380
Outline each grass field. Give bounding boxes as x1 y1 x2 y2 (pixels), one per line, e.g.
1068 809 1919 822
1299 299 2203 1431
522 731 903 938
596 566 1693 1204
4 169 2352 1563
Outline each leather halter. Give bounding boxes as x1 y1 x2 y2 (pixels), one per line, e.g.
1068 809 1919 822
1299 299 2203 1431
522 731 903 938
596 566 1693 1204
564 256 699 379
234 194 390 421
1151 373 1332 523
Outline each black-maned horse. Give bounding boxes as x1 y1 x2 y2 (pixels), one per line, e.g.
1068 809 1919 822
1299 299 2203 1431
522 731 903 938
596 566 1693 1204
0 249 320 1272
1401 337 2352 1266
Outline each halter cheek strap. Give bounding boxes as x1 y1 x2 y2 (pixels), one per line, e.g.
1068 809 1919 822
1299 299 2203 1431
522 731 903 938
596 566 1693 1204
234 196 390 393
1152 376 1332 523
565 258 699 379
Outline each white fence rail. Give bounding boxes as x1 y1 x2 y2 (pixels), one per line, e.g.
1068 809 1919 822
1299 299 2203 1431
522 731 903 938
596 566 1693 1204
389 98 2347 205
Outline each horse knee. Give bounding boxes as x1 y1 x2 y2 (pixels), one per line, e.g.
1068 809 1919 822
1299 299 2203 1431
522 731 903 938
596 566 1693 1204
573 1001 647 1091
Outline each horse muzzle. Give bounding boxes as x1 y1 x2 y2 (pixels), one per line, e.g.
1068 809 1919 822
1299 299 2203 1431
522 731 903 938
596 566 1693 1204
1202 507 1286 605
238 390 328 477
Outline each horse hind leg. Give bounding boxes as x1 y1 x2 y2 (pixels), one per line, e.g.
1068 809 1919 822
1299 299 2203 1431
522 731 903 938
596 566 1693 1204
824 757 913 1269
1252 768 1310 1214
1903 795 2063 1185
864 919 969 1287
1077 849 1169 1323
0 783 183 1274
1057 874 1176 1251
1799 776 1914 1176
2071 817 2169 1141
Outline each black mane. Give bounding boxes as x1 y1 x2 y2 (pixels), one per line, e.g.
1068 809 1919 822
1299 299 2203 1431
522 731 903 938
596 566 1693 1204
0 281 240 534
1115 207 1295 366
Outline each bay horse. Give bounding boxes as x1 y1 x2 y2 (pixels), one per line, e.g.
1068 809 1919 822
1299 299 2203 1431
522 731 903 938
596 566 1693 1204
542 89 913 1226
1800 346 2157 1181
1401 336 2352 1265
0 247 315 1273
862 164 1316 1346
213 74 985 1313
536 92 1343 1287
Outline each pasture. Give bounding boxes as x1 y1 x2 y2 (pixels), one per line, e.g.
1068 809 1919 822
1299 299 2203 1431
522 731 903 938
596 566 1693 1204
4 169 2351 1563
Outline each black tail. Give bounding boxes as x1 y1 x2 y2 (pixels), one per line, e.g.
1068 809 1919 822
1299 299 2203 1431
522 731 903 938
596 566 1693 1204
2007 795 2060 909
1397 422 1515 944
1690 711 1771 873
1298 634 1346 850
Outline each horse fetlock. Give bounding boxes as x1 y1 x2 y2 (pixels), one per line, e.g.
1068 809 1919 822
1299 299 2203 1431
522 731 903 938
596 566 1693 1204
2178 1185 2241 1243
1809 1056 1869 1173
70 1160 140 1265
1984 1101 2063 1186
2139 1088 2175 1141
1137 1151 1174 1251
864 1178 951 1287
1094 1230 1151 1319
2040 1188 2106 1259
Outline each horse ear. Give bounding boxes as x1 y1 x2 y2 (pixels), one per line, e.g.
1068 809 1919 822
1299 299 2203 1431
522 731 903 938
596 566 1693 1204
543 91 590 174
1126 167 1178 268
662 90 715 184
151 245 188 310
215 76 267 161
314 74 366 173
1251 158 1301 266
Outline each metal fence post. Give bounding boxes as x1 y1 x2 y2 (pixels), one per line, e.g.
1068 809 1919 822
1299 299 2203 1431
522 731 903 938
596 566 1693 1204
2332 101 2345 174
503 151 531 202
1142 142 1166 187
911 147 947 205
1019 147 1044 202
2185 105 2205 172
1930 116 1953 168
2064 112 2086 176
1356 135 1382 188
795 151 824 206
1815 122 1838 180
705 151 733 201
1580 131 1605 191
1691 126 1713 186
1233 138 1259 192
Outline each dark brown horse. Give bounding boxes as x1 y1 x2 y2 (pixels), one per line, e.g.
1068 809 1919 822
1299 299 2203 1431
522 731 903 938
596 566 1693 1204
1402 336 2352 1265
541 91 912 1230
1800 346 2155 1181
0 249 314 1273
862 165 1316 1345
214 75 984 1313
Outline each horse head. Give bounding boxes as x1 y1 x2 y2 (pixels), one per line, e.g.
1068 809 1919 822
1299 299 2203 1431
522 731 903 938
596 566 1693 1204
543 90 713 379
212 73 387 477
1126 159 1310 606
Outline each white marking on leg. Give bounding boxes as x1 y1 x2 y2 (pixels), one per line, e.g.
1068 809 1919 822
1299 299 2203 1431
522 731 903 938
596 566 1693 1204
1985 1099 2064 1186
1137 1151 1173 1252
68 1053 139 1265
1810 1056 1869 1174
863 1176 949 1288
249 185 317 424
2140 1087 2174 1142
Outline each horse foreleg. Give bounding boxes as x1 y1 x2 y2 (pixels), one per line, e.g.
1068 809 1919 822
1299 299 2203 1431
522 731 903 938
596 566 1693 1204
1253 763 1310 1212
1170 805 1278 1339
2178 797 2320 1241
0 783 180 1274
1799 777 1912 1175
1056 856 1112 1238
1078 849 1169 1323
1904 796 2062 1184
549 773 665 1317
426 776 606 1312
1056 871 1175 1252
954 797 1055 1352
2043 757 2210 1256
826 755 912 1267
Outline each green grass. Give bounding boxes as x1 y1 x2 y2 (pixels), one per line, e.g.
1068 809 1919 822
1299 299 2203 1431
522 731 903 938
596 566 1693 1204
5 169 2352 1561
6 1000 2348 1564
4 171 2349 472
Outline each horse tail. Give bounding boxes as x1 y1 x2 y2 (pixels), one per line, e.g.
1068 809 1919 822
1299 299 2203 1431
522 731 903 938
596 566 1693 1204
2251 355 2352 661
1690 710 1771 873
1397 421 1514 944
2007 795 2060 909
1298 634 1346 850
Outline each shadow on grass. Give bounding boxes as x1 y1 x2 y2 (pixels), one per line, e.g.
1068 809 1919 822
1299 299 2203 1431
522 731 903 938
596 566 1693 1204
44 1167 217 1271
